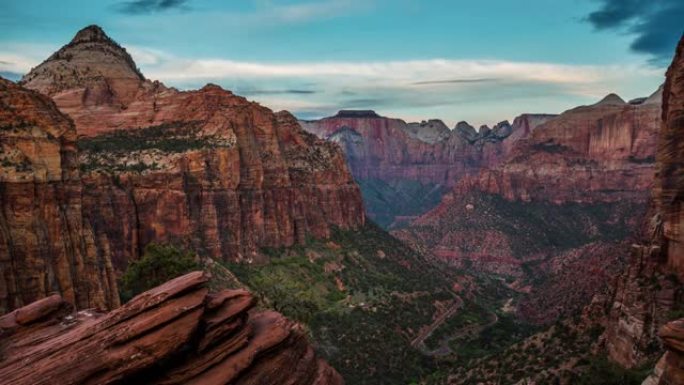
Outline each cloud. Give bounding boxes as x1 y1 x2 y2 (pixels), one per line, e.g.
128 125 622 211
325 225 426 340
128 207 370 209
241 89 318 95
114 0 190 15
412 78 498 86
586 0 684 63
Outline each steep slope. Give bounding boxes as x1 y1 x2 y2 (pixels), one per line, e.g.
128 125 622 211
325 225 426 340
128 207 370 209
225 222 510 384
0 78 119 313
20 25 364 269
0 272 343 385
301 110 555 227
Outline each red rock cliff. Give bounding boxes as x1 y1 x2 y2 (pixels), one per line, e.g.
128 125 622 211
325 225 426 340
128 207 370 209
20 25 365 268
0 78 119 313
0 271 343 385
601 34 684 371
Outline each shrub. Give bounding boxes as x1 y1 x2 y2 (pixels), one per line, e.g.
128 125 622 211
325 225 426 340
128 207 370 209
119 243 199 302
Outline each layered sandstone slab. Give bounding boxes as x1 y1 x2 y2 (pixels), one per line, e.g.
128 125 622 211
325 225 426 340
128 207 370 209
0 271 343 385
0 78 119 313
19 25 364 267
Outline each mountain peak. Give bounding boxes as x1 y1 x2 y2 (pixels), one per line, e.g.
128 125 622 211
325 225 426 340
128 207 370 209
70 24 111 44
21 25 144 98
595 93 626 106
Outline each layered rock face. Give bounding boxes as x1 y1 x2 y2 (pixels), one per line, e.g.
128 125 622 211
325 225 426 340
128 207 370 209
0 271 343 385
300 110 555 227
20 25 364 268
657 34 684 281
451 91 661 203
0 78 119 313
601 35 684 372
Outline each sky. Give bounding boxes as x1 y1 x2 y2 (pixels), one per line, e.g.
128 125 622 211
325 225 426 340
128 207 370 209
1 0 683 126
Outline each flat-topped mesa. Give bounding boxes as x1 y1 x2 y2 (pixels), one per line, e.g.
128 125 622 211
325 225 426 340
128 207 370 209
334 110 381 118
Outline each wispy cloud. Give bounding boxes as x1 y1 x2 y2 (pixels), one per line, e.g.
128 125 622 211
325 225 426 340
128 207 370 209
114 0 190 15
586 0 684 63
412 78 498 86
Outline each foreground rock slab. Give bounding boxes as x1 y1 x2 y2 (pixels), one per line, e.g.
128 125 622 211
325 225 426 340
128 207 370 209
0 271 343 385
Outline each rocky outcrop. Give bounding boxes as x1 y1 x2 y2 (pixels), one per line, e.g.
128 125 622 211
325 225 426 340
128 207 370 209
300 110 553 227
0 271 343 385
19 25 364 268
642 319 684 385
0 78 119 314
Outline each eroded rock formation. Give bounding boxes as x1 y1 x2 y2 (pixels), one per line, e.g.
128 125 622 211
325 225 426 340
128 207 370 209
0 78 119 313
0 271 343 385
19 25 364 269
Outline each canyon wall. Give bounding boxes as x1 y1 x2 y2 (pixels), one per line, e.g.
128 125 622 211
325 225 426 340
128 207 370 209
601 34 684 372
0 78 119 313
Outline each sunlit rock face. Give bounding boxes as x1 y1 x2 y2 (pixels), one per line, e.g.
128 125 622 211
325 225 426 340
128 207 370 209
300 110 553 227
0 272 344 385
0 78 119 314
19 25 365 269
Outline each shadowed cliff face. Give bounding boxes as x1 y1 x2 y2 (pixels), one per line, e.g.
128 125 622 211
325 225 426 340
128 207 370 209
0 272 343 385
0 78 119 313
300 111 554 228
18 25 365 270
603 34 684 377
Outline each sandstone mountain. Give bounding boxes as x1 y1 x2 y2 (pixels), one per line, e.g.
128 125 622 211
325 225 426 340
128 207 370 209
300 110 555 227
16 25 364 278
0 271 343 385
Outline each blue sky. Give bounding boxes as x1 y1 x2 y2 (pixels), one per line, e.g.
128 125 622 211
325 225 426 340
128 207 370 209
1 0 682 126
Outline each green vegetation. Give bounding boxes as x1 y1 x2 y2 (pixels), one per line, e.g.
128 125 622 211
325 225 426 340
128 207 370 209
572 357 652 385
77 121 219 154
227 223 459 385
119 243 199 302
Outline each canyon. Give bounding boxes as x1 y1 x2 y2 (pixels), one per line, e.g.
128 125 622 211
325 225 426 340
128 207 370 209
0 20 682 385
393 85 663 324
301 110 556 227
